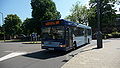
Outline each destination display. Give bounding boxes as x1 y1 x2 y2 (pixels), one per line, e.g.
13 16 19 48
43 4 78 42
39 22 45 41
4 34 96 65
45 21 60 26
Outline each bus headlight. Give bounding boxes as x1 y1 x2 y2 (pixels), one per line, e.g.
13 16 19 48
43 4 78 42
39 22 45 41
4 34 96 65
60 45 66 47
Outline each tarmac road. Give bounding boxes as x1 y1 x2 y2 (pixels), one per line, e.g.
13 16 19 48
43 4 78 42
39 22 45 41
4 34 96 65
0 40 111 68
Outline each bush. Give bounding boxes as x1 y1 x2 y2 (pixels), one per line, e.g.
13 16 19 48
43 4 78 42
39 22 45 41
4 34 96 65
107 32 120 38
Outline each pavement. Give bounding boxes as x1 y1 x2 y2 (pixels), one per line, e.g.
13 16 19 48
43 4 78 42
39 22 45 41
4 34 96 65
61 40 120 68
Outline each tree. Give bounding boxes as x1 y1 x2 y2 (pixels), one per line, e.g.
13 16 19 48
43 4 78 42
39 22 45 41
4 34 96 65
89 0 118 34
65 2 89 25
21 18 35 35
31 0 61 21
0 26 3 34
88 6 98 34
31 0 61 34
3 14 22 38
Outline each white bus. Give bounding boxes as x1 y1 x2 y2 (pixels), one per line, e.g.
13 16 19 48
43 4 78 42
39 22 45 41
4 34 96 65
41 19 92 51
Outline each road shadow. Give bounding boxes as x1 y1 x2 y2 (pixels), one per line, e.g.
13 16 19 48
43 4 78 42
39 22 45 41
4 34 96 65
23 50 67 60
79 47 101 53
23 44 89 60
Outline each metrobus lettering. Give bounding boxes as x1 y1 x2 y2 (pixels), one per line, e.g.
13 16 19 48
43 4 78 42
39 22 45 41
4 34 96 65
45 21 60 26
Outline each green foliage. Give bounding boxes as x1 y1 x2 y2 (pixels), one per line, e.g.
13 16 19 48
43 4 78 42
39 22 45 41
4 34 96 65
88 7 97 29
31 0 61 34
65 2 89 25
21 18 35 35
106 32 120 38
89 0 118 34
0 26 3 34
116 14 120 18
31 0 61 20
3 14 22 36
65 0 120 35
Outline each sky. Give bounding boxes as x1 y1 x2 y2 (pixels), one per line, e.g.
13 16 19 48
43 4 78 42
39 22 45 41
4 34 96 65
0 0 32 26
53 0 89 18
0 0 120 26
0 0 89 26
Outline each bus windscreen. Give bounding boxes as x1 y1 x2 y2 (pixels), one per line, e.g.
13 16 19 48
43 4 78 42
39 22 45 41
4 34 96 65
41 26 64 40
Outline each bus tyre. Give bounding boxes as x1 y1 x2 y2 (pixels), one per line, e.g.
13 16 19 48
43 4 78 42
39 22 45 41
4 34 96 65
73 41 77 49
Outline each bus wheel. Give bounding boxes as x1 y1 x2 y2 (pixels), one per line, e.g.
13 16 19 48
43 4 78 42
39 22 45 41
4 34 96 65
73 41 77 49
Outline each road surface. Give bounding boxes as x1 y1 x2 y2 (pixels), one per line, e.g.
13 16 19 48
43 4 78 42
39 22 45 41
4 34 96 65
0 40 111 68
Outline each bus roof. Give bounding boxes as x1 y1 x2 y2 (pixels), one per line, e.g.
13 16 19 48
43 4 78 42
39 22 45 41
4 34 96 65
42 19 91 29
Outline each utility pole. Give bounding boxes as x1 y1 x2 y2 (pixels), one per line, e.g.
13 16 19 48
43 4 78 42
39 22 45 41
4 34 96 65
0 12 5 42
97 0 103 48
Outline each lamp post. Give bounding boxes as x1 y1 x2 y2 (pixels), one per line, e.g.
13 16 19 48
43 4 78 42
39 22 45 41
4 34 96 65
0 12 5 42
96 0 103 48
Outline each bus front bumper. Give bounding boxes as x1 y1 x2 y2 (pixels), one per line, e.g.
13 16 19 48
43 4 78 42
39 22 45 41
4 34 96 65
41 46 67 51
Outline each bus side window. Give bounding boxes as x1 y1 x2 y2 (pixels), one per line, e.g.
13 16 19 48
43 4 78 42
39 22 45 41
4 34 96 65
73 28 77 37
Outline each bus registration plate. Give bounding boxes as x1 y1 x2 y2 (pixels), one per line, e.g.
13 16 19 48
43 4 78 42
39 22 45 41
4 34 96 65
48 48 54 50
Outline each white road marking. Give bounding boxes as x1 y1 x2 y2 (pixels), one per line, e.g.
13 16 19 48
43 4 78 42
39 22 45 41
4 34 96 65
0 52 27 62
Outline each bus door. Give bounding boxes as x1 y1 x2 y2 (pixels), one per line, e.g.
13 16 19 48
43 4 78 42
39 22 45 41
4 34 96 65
84 29 87 43
66 28 73 47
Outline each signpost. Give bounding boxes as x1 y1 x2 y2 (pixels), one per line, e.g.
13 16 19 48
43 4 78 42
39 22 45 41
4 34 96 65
0 12 5 42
